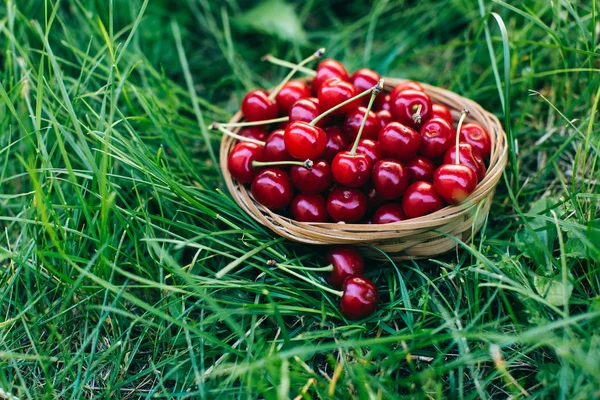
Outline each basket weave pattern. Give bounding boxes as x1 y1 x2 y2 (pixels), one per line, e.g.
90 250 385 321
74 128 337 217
219 78 508 260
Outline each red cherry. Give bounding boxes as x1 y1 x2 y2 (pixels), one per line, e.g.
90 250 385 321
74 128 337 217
323 126 349 162
343 107 381 141
312 59 349 94
372 159 409 200
340 276 379 319
238 127 268 143
405 156 436 183
372 203 406 224
290 193 328 222
241 89 279 122
443 143 486 181
433 164 478 205
364 182 385 212
350 68 381 105
318 78 359 115
251 168 294 210
275 81 311 114
432 103 454 126
290 159 333 194
289 98 322 125
284 121 327 160
325 246 365 289
375 93 392 112
263 130 293 162
354 139 382 165
389 81 424 100
326 187 367 223
392 89 432 129
227 142 264 183
419 117 455 159
331 152 372 188
401 181 445 219
376 110 393 129
459 123 492 159
378 122 421 161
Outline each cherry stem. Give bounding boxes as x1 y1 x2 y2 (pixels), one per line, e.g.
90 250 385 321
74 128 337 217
454 108 470 165
412 104 423 125
216 125 265 146
350 79 383 155
252 159 313 169
270 263 334 272
267 48 325 101
274 263 343 297
212 116 289 129
310 79 384 127
262 55 318 77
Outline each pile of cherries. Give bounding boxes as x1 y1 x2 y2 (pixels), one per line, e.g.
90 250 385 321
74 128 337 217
216 49 491 224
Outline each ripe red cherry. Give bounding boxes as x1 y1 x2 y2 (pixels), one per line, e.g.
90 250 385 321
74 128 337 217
344 107 381 141
227 142 264 183
459 123 492 158
443 143 486 181
340 276 379 320
432 103 454 126
372 203 406 224
419 117 455 158
241 89 279 122
290 159 333 194
433 164 478 205
389 81 424 100
251 168 294 210
275 81 311 114
263 130 293 162
331 152 372 187
375 93 392 112
402 181 445 219
325 246 365 289
289 98 322 125
372 159 409 200
376 110 393 129
392 89 432 129
312 59 349 94
284 121 327 160
323 126 349 162
290 193 327 222
354 139 382 165
318 78 359 115
405 156 436 183
238 126 267 143
364 182 385 212
350 68 381 105
378 122 421 161
326 187 367 223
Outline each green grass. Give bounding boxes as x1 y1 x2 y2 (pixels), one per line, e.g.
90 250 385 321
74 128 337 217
0 0 599 398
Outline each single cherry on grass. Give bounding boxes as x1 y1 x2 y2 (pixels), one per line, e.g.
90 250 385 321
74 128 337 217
344 107 381 141
251 168 295 210
372 159 409 200
327 187 367 223
323 126 349 162
372 203 406 224
312 59 349 93
290 159 333 194
331 79 384 187
290 193 328 222
405 156 436 183
392 89 433 129
340 276 379 320
402 181 445 219
459 122 492 159
419 117 454 159
325 246 365 289
432 103 454 126
378 121 421 161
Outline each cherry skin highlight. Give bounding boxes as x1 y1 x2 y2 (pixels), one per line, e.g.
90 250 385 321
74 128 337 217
372 203 406 224
432 103 454 127
284 121 327 160
344 107 381 141
290 159 333 194
238 126 267 143
350 68 381 105
312 59 349 94
402 181 446 219
378 122 421 161
375 93 392 112
392 89 433 129
433 164 478 205
318 78 359 115
364 182 386 212
241 89 279 122
419 117 455 159
227 142 264 183
290 193 328 222
276 81 311 114
289 98 322 125
251 168 294 210
326 187 367 223
372 159 409 200
443 143 487 181
459 123 492 159
376 110 393 129
323 126 349 162
325 246 365 289
331 152 372 188
353 139 382 165
263 130 293 162
340 276 379 320
405 156 436 183
389 81 424 102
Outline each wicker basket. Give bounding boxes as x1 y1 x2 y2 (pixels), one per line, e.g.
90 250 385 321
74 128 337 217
219 78 508 260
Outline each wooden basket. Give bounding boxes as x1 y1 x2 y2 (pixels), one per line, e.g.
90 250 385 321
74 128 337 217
219 78 508 260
